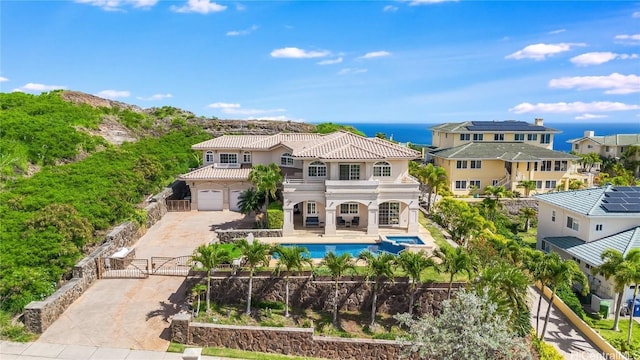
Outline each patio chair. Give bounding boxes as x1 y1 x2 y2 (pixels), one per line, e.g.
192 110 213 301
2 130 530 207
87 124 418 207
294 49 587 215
352 216 360 226
337 216 346 226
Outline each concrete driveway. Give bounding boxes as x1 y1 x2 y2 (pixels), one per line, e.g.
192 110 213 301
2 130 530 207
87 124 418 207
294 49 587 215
37 211 246 351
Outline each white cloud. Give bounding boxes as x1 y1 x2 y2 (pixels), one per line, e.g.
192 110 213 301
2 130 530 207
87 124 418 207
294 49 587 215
0 76 8 82
614 34 640 44
358 51 391 59
317 57 343 65
270 47 330 59
383 5 398 12
226 25 258 36
96 90 130 99
505 42 585 61
509 101 640 114
570 52 639 66
170 0 226 14
408 0 458 5
633 11 640 18
137 93 173 101
548 29 566 35
247 115 289 121
74 0 157 11
575 113 609 120
337 68 368 75
13 83 66 92
207 102 285 116
549 73 640 94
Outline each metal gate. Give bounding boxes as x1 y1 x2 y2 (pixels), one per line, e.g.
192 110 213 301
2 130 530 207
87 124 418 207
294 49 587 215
98 258 149 279
151 256 192 276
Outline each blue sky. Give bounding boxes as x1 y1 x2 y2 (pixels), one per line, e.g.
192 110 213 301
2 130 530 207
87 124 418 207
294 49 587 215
2 0 639 124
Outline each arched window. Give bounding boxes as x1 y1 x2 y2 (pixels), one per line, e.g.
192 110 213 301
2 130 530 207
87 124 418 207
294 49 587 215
373 161 391 177
308 161 327 177
205 151 214 163
281 153 294 167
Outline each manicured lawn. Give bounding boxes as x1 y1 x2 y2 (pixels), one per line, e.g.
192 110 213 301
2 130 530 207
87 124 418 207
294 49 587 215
168 342 325 360
217 243 243 259
592 318 640 349
518 227 538 249
418 211 450 249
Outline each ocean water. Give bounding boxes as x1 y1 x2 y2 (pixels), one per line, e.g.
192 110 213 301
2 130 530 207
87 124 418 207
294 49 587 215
345 122 640 153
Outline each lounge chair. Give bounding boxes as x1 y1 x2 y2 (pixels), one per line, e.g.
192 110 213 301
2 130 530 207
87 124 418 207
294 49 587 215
337 216 346 226
352 216 360 226
305 216 320 226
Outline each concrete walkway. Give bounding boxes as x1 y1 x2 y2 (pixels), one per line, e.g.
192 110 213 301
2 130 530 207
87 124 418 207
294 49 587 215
528 287 606 359
0 341 232 360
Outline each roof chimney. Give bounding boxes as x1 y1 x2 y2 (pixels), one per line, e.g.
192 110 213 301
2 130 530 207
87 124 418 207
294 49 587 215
534 118 544 126
584 130 594 138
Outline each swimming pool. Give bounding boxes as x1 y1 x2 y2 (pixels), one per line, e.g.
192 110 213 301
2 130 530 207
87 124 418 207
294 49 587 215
384 235 424 245
274 243 385 259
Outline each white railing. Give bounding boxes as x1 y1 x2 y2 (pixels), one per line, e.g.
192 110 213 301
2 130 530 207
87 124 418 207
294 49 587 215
213 163 241 169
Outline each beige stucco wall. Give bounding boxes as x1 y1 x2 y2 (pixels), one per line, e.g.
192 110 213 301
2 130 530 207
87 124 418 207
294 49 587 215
432 131 555 150
188 180 251 210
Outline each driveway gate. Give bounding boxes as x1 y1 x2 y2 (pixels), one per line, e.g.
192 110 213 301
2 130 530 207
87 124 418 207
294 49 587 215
98 258 149 279
151 256 192 276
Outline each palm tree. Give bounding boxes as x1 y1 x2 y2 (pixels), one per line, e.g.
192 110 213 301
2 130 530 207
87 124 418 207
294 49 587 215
395 250 434 315
248 163 283 227
358 251 396 327
234 238 272 315
618 259 640 344
484 185 507 200
237 187 265 223
191 284 207 316
433 245 475 299
622 145 640 177
591 249 640 332
272 245 313 317
191 243 231 313
322 252 355 328
516 180 537 197
519 207 537 231
526 251 558 337
424 164 448 211
540 257 589 340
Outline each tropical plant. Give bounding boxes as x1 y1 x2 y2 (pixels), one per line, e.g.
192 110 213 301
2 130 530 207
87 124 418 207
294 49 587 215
248 163 283 227
591 249 640 332
519 207 537 232
622 145 640 178
395 289 530 360
191 284 207 316
272 245 312 317
616 254 640 344
234 238 272 315
322 252 355 327
483 185 507 200
516 180 537 197
237 187 265 223
191 243 231 313
424 163 448 211
358 251 396 327
433 245 475 299
540 256 589 340
395 250 434 315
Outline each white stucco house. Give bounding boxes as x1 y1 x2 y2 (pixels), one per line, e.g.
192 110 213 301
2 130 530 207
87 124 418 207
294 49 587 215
179 131 422 236
535 186 640 307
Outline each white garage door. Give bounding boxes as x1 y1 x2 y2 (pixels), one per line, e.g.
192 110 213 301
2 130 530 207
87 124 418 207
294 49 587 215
198 190 223 211
230 190 242 212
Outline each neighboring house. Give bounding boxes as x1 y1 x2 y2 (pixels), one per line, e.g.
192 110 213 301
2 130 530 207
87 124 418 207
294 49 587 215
569 131 640 160
428 119 584 196
535 186 640 304
179 131 422 236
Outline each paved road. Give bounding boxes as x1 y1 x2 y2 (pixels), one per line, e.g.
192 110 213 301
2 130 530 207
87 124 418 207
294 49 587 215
37 211 246 351
528 287 607 360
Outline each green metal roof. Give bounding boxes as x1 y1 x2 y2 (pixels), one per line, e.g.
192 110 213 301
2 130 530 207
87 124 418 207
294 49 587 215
546 227 640 266
535 185 640 216
429 142 578 161
567 134 640 146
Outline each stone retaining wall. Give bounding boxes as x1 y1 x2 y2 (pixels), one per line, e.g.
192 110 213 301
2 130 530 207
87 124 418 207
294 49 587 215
193 274 461 316
171 313 418 360
23 186 174 333
215 229 282 243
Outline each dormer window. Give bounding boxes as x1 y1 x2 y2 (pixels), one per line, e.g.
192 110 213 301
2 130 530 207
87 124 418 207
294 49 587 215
308 161 327 177
281 153 294 167
242 151 251 163
205 151 214 163
373 161 391 177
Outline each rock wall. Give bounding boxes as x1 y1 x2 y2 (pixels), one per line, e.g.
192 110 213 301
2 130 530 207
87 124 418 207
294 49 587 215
215 229 282 243
171 313 417 360
23 186 174 333
196 274 460 317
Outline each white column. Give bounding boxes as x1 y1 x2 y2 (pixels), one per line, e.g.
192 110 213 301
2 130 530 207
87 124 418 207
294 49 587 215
407 208 419 233
367 205 378 235
324 208 336 236
282 207 294 236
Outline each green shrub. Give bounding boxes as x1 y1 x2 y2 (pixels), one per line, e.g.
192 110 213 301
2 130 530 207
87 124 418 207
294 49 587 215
254 300 285 310
532 334 564 360
555 284 592 325
266 202 283 229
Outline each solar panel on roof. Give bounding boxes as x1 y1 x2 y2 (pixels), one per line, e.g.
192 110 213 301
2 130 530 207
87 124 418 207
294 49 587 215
603 198 628 204
605 192 627 198
602 204 628 212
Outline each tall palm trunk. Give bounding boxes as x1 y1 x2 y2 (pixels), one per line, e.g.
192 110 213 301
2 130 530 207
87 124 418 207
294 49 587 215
370 282 378 327
284 277 290 317
628 286 638 345
263 196 270 227
408 281 416 315
246 271 254 315
613 290 624 331
541 288 556 339
427 188 434 211
447 274 454 300
333 280 339 327
536 289 544 337
206 272 211 313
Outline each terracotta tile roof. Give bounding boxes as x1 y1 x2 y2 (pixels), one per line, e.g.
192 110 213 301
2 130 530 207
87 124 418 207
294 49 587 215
191 131 420 160
179 167 251 180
